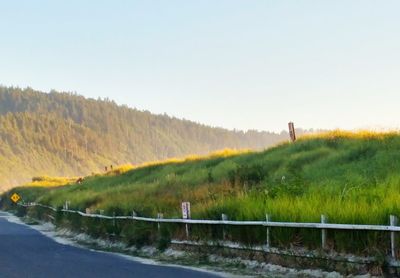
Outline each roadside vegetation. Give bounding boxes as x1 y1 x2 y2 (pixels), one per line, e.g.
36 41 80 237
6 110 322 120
5 131 400 255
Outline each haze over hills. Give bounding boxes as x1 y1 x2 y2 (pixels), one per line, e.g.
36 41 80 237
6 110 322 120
0 86 309 190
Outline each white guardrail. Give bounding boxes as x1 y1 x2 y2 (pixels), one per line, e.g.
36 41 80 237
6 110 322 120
17 201 400 260
19 202 400 232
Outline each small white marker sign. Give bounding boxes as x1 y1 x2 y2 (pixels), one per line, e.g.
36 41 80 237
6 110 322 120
181 202 191 219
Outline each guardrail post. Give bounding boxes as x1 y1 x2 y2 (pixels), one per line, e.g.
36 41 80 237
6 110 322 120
266 214 271 249
390 215 398 259
113 211 116 227
321 215 328 250
185 223 190 239
64 200 71 210
222 214 228 240
157 213 163 232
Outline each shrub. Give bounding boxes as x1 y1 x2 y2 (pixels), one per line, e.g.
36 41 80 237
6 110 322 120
121 221 155 249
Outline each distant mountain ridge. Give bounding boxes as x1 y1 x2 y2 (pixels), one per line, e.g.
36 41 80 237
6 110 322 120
0 86 304 190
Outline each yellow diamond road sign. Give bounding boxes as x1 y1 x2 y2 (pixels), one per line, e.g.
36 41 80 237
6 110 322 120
10 193 21 203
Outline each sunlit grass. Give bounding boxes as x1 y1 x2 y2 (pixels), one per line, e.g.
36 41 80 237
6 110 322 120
13 132 400 223
23 176 77 187
299 129 399 140
132 148 251 169
31 148 250 184
104 164 135 176
8 131 400 251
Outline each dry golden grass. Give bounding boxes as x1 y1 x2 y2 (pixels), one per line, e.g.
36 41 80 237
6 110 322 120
299 129 399 140
24 176 77 187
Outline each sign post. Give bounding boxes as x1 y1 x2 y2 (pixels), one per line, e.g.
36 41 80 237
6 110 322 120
182 202 191 239
181 202 191 219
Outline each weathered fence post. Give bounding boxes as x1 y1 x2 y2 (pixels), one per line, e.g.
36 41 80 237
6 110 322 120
288 122 296 142
157 213 163 232
113 211 116 227
266 214 271 249
390 215 398 259
222 214 228 241
64 200 71 210
185 223 190 239
321 215 328 250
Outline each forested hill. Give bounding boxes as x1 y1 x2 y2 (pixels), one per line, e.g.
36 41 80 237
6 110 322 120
0 86 299 190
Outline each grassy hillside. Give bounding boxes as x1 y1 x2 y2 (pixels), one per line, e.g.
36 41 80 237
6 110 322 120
0 86 297 190
11 131 400 226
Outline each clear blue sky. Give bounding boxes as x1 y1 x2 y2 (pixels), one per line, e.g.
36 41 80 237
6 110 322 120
1 1 399 132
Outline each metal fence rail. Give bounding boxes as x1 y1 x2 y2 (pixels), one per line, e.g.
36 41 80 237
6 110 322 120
18 202 400 260
73 212 400 231
19 202 400 231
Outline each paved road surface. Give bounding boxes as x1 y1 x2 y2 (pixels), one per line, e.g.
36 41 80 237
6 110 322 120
0 212 220 278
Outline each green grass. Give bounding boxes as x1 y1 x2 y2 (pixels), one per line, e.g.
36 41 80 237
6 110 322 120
5 131 400 254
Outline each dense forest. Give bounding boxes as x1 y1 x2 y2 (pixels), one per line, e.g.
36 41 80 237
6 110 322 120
0 86 303 190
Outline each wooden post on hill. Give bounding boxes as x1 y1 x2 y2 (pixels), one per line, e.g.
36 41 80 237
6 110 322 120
390 215 398 259
288 122 296 142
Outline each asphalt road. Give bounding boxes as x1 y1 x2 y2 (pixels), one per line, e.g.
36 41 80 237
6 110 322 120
0 212 221 278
